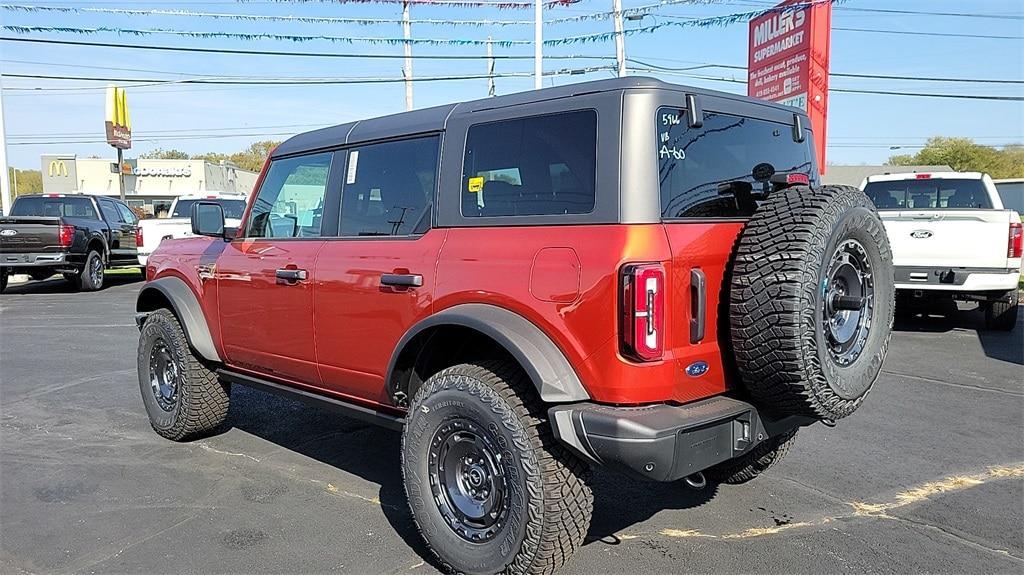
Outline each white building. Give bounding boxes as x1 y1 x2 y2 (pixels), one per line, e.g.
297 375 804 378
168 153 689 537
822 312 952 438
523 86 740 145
41 155 259 217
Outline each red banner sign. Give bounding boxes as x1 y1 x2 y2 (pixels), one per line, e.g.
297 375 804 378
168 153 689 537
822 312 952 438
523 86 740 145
748 0 831 173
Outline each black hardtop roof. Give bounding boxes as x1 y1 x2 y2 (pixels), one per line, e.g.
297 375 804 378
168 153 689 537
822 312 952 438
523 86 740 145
272 76 803 158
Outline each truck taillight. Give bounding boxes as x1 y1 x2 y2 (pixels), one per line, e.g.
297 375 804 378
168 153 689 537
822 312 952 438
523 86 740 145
1009 222 1023 259
136 226 144 246
620 263 665 362
58 224 75 247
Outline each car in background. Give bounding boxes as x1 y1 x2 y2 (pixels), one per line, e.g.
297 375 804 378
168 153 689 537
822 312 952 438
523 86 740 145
862 172 1021 330
0 194 141 292
136 193 247 265
994 178 1024 218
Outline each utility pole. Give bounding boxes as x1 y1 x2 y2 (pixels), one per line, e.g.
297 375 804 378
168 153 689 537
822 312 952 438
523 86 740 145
486 36 496 97
0 82 11 215
613 0 626 77
403 0 413 111
534 0 543 89
117 148 125 201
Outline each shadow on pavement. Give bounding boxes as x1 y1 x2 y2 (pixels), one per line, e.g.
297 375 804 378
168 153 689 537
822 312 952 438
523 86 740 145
224 385 722 567
1 272 145 295
894 301 1022 365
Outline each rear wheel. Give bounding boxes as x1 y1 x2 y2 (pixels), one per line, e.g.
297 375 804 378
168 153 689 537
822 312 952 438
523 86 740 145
0 267 7 293
28 270 54 282
985 293 1019 331
76 250 105 291
137 309 230 441
402 361 592 575
730 185 895 421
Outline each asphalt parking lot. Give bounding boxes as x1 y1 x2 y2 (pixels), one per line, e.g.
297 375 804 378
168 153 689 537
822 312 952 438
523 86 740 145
1 276 1021 575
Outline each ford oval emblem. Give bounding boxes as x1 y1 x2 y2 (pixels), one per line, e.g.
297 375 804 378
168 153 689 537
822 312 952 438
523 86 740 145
686 361 709 378
910 229 933 239
0 229 16 237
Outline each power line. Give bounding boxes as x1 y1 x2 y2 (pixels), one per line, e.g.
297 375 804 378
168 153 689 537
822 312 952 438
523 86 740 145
835 5 1024 20
833 27 1022 41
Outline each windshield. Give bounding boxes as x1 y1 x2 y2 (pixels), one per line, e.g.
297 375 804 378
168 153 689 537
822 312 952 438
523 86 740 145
864 178 993 210
10 196 98 218
657 108 816 218
171 198 247 219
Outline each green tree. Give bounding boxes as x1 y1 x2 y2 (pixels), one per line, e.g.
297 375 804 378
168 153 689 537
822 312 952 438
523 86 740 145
139 148 190 160
887 137 1024 178
7 168 43 196
228 140 280 172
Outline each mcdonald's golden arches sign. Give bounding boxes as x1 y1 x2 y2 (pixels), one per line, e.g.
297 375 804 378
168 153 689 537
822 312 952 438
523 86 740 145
104 85 132 149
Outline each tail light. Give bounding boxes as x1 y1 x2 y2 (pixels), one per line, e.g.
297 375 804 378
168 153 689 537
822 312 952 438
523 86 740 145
135 226 144 247
620 263 665 362
1009 222 1023 258
58 224 75 247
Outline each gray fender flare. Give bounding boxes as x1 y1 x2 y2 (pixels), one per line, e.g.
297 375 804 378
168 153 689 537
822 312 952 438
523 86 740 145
388 303 590 403
136 276 221 363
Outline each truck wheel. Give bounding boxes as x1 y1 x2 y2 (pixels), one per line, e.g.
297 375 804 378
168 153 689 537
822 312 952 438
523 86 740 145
705 428 797 485
28 270 54 282
985 293 1019 331
137 309 230 441
730 185 895 421
402 361 593 575
77 250 105 291
0 268 7 293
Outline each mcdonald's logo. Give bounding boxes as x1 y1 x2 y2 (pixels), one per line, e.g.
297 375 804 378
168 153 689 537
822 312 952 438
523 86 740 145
48 159 69 178
105 85 132 149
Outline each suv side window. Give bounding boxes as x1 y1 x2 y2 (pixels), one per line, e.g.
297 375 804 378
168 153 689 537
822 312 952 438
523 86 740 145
461 110 597 217
246 152 333 238
339 135 439 237
658 109 815 219
98 199 123 223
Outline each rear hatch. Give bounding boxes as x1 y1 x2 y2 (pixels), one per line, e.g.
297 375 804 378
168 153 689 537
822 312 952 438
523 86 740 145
0 217 64 254
864 177 1010 268
655 105 818 398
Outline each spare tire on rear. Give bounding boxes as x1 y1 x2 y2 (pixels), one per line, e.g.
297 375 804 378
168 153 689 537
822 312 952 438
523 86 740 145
730 184 894 421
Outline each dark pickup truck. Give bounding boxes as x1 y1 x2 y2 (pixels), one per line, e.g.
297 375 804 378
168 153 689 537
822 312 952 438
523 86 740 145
0 194 141 292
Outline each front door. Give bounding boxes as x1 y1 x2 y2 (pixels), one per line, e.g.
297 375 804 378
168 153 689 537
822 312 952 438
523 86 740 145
314 136 443 404
217 151 336 384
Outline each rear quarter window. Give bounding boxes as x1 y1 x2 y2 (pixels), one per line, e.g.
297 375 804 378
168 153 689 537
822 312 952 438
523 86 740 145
658 108 815 219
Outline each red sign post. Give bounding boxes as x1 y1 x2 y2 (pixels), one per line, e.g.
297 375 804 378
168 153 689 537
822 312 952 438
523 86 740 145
747 0 831 173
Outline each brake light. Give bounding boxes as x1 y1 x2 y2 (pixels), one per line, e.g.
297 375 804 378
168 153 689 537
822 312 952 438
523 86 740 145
135 226 144 247
787 173 810 185
1009 222 1023 259
58 224 75 247
620 263 665 362
915 173 932 179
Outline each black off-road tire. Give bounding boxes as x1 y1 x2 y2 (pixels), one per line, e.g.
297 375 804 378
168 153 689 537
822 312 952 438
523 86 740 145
0 268 8 293
402 361 593 575
77 250 105 291
730 185 895 421
985 293 1019 331
137 309 230 441
705 428 798 485
28 270 54 282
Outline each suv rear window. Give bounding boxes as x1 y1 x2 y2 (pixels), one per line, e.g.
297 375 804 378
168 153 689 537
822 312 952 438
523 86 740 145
462 110 597 217
864 178 993 210
10 196 98 219
658 109 815 219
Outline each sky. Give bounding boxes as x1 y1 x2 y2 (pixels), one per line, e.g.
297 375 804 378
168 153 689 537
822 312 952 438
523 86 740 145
0 0 1022 171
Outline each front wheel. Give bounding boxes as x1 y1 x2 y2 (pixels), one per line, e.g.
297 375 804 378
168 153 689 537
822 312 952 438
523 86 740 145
402 361 593 575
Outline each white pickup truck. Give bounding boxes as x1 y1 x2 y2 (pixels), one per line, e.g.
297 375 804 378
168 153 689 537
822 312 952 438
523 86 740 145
862 171 1021 330
137 193 247 265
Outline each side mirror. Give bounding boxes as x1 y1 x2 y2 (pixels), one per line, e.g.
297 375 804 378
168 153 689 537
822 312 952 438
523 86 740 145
191 201 226 238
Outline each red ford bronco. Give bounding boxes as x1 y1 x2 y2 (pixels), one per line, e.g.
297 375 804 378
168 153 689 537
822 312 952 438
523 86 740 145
136 78 894 575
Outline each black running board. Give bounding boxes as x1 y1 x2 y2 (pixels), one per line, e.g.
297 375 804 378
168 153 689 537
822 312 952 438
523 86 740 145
217 369 405 431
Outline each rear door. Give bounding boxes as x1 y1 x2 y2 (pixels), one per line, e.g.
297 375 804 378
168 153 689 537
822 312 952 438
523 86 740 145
217 152 337 384
113 201 140 260
864 177 1009 268
97 198 133 263
313 136 443 404
656 105 817 399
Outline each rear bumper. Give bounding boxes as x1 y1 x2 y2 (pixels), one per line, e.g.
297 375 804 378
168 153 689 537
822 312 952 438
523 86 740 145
894 266 1019 292
0 252 76 268
549 396 813 482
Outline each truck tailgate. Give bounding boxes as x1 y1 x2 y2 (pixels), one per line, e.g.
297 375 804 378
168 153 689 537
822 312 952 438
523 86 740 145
0 217 63 254
881 210 1011 268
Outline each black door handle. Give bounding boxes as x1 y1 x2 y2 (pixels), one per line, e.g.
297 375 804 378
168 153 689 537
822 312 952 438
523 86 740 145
276 268 308 283
381 273 423 287
690 268 706 344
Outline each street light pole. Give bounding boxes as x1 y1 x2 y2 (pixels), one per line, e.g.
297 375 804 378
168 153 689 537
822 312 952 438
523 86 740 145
534 0 543 89
613 0 626 77
0 82 11 215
